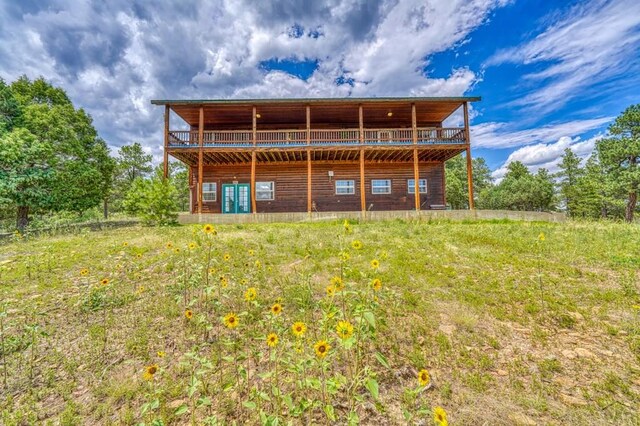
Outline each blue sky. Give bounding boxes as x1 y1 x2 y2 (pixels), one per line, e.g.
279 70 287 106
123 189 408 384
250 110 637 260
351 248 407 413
1 0 639 179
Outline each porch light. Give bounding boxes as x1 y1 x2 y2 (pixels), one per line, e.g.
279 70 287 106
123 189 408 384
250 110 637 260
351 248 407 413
387 111 393 117
256 113 261 118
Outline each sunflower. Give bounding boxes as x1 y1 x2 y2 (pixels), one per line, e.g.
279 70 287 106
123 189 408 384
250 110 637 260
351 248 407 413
80 268 89 276
224 313 239 328
343 219 351 234
188 242 197 250
219 276 229 288
371 278 382 291
255 260 262 269
143 364 159 381
244 287 257 302
266 333 279 347
418 369 430 387
157 351 166 358
122 242 129 247
185 309 193 320
326 285 336 297
209 267 217 274
292 321 307 337
433 407 448 426
336 320 354 340
370 259 380 269
314 340 331 358
166 242 173 249
538 232 545 242
248 249 255 256
340 251 351 261
203 224 215 234
351 240 363 250
223 253 231 261
136 253 142 259
330 276 344 291
240 278 248 285
174 248 181 254
100 278 109 286
271 303 282 316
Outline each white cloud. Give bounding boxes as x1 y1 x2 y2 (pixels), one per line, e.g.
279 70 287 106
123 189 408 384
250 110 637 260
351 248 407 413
485 0 640 114
491 133 604 181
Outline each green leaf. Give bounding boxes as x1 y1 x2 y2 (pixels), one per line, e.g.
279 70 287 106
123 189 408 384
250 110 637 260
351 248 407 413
324 404 336 421
364 311 376 329
242 401 257 410
375 351 390 369
197 397 212 407
174 404 189 416
365 378 379 400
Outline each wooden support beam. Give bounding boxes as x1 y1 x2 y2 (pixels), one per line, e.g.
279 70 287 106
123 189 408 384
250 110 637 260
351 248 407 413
412 103 420 211
188 166 193 213
307 106 312 214
163 105 169 179
251 152 257 213
359 105 366 216
198 107 204 214
463 102 474 210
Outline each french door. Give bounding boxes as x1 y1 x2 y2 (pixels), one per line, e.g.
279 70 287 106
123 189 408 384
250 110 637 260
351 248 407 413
221 183 250 214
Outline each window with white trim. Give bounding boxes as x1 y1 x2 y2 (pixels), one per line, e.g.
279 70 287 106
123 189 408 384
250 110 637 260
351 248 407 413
256 181 275 200
407 179 427 194
203 182 217 201
371 179 391 194
335 180 355 195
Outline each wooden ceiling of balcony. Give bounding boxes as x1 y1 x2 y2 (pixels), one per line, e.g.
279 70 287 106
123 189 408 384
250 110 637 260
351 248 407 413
157 98 478 129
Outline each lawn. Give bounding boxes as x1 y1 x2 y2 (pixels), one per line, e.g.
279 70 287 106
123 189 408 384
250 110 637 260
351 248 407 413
0 219 639 425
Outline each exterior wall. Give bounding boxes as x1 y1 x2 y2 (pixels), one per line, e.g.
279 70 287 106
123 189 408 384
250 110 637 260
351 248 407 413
190 161 445 214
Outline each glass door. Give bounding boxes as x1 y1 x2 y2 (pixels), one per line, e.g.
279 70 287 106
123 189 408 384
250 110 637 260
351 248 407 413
221 183 251 214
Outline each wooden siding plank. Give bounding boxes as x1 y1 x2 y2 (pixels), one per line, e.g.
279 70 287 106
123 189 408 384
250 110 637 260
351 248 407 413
198 107 204 214
463 102 474 209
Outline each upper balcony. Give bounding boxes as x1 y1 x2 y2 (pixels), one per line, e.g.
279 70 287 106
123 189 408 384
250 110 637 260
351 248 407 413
167 127 466 149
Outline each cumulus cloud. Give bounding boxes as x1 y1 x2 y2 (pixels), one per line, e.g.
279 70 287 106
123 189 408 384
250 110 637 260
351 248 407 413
485 0 640 114
0 0 509 161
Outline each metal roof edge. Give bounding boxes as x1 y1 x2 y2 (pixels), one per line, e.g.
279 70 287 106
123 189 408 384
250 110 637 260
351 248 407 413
150 96 481 106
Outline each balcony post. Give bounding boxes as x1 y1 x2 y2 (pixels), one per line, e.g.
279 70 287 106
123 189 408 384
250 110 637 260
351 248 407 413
463 102 475 210
306 105 312 215
163 105 169 179
198 106 204 214
251 106 257 213
412 103 420 211
358 105 366 217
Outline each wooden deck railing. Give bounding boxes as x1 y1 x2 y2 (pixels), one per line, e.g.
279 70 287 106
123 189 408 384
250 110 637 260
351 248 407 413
168 127 467 147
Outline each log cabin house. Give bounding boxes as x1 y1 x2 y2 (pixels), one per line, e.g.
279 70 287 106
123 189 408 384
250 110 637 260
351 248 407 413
151 97 479 215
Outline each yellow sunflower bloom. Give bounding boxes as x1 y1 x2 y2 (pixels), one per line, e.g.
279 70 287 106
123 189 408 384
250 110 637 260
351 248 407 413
370 259 380 269
166 242 173 249
248 249 255 256
244 287 257 302
433 406 448 426
314 340 331 358
418 369 430 387
271 303 282 316
203 224 215 234
157 351 166 358
223 253 231 261
122 242 129 247
188 242 197 250
224 313 239 328
100 278 109 286
538 232 545 242
185 309 193 320
80 268 89 276
255 260 262 269
336 320 354 340
292 321 307 337
143 364 159 381
351 240 363 250
136 253 142 259
174 248 181 254
326 285 336 297
371 278 382 291
266 333 279 347
219 276 229 288
330 276 344 291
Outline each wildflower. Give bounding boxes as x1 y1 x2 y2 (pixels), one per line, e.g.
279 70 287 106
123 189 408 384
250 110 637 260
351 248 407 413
314 340 330 358
116 263 122 269
418 369 430 387
166 242 173 249
123 242 129 247
433 407 448 426
255 260 262 269
240 278 248 285
330 276 344 291
185 309 193 320
136 253 142 259
137 286 145 294
100 278 109 286
188 242 197 250
370 259 380 269
219 276 229 288
157 351 166 358
266 333 279 347
351 240 363 250
336 320 354 340
143 364 159 381
244 287 257 302
203 224 215 234
80 268 89 276
326 285 336 297
371 278 382 291
174 248 181 254
343 219 351 234
340 251 351 261
224 313 239 328
271 303 282 316
248 249 255 256
538 232 545 242
223 253 231 261
292 321 307 337
209 267 216 274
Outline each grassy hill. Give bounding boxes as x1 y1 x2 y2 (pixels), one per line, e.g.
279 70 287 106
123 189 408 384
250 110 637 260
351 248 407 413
0 220 639 425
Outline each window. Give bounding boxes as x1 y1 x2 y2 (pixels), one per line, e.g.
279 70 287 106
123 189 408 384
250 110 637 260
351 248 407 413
256 181 275 200
203 182 217 201
335 180 355 195
371 179 391 194
407 179 427 194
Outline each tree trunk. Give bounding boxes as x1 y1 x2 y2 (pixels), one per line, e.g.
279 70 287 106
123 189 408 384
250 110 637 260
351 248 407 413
17 206 29 231
103 197 109 219
625 191 637 223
